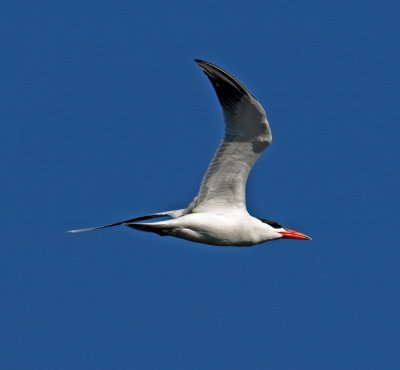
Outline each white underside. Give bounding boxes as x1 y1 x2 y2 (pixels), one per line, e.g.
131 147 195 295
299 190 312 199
137 213 283 246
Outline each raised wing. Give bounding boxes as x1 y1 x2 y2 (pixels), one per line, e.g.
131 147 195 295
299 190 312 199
190 60 272 213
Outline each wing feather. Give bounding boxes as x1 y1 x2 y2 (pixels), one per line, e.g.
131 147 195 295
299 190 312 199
191 60 272 213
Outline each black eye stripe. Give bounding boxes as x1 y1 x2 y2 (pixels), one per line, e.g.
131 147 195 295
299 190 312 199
258 219 283 229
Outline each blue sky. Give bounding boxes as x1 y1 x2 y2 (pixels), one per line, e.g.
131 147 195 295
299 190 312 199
2 0 399 369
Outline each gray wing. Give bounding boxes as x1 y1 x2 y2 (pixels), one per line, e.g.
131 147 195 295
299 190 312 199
190 60 272 213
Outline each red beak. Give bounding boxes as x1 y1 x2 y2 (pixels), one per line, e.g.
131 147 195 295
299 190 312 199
279 229 312 240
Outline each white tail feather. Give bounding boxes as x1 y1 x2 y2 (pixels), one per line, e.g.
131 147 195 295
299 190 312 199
67 226 106 233
67 208 186 234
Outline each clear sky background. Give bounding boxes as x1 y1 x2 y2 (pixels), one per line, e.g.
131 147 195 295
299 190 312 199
2 1 399 369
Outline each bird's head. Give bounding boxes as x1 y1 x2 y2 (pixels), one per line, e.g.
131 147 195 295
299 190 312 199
259 219 312 241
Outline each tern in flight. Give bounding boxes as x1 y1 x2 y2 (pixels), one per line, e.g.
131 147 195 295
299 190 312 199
69 60 311 246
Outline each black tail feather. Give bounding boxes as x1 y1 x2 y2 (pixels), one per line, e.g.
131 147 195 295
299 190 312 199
68 212 169 233
126 223 171 236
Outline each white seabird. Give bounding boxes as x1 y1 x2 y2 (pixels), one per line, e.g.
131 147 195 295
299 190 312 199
69 60 311 246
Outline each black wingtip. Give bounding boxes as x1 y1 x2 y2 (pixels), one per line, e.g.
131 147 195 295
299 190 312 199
194 59 211 69
194 59 252 110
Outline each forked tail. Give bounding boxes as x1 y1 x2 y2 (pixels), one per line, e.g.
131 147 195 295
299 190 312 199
67 209 184 233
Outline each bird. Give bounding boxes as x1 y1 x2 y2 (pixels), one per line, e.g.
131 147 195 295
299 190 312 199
68 60 311 246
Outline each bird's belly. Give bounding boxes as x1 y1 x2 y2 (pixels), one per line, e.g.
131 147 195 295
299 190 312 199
171 228 253 246
169 214 261 246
